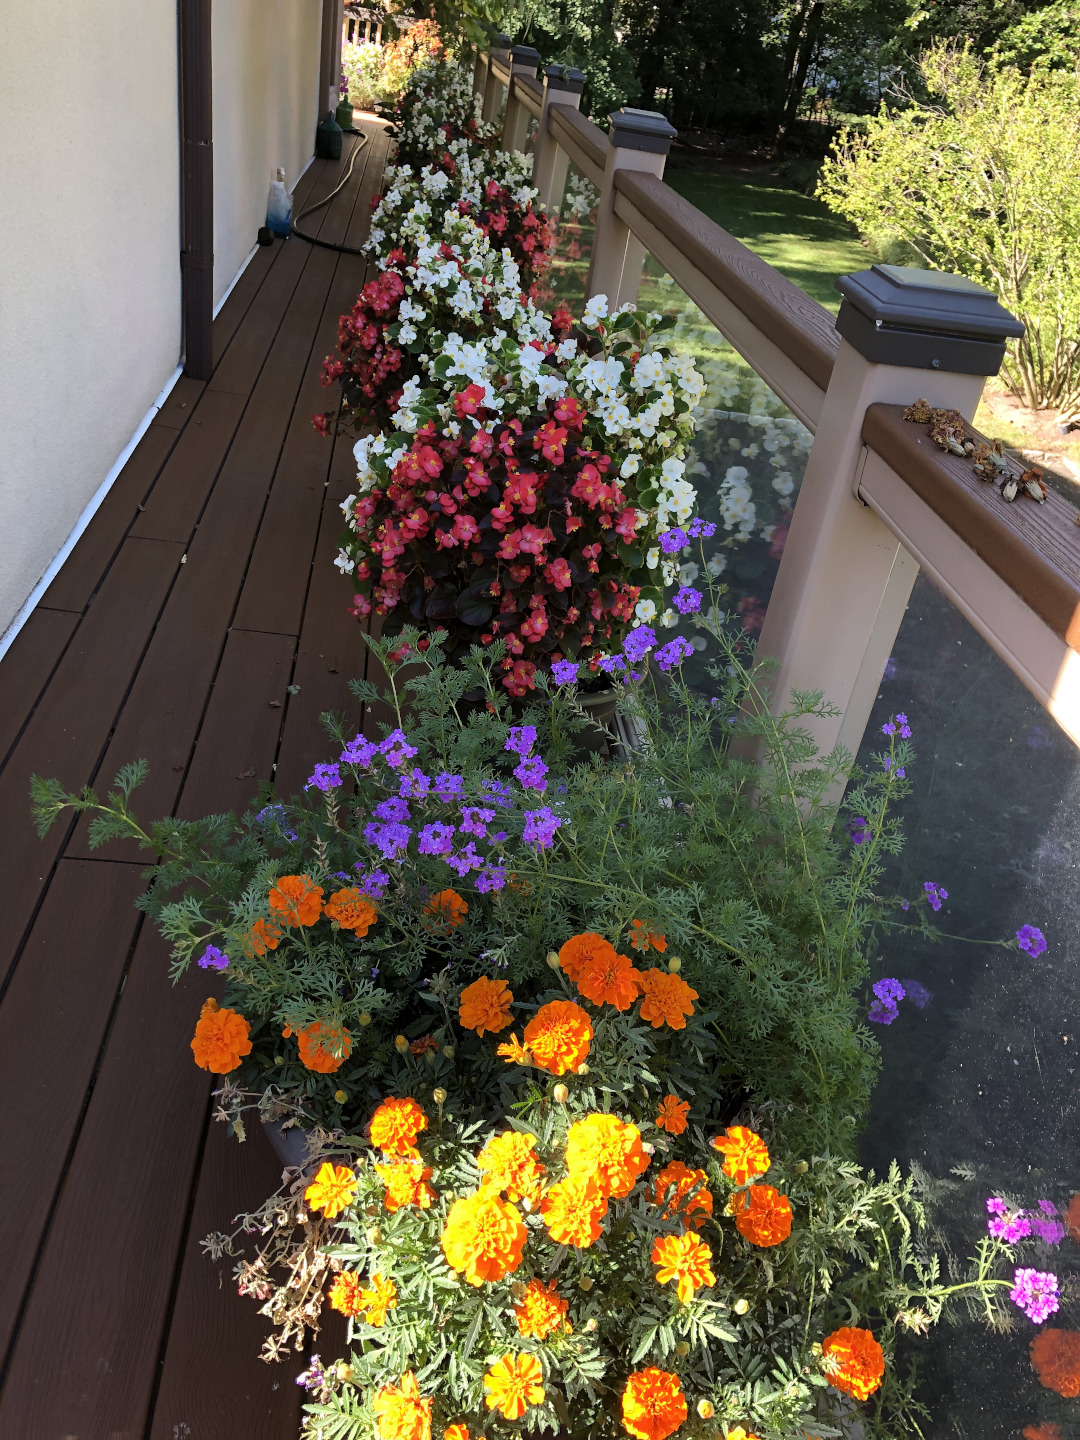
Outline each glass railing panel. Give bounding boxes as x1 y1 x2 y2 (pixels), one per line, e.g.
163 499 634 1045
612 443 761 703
533 163 598 318
853 569 1080 1436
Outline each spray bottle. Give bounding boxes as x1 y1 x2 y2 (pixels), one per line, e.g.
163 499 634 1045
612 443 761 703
267 167 292 238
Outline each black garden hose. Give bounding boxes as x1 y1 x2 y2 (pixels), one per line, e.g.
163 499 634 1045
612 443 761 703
290 129 373 254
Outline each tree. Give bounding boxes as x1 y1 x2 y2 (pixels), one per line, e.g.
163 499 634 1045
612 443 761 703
818 45 1080 413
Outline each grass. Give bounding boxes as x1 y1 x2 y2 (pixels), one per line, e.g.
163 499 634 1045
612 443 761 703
661 158 876 314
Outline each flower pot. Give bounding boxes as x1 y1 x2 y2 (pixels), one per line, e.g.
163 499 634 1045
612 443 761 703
261 1115 313 1169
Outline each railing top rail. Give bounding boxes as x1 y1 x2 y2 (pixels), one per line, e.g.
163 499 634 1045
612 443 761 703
548 102 607 182
863 404 1080 650
512 72 543 117
490 55 512 86
613 168 840 395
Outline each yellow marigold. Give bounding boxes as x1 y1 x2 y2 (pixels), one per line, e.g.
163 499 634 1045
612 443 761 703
575 947 643 1011
558 931 616 982
565 1113 650 1199
496 1034 532 1065
514 1277 569 1339
655 1095 690 1135
459 976 514 1036
323 887 378 936
541 1171 608 1248
360 1272 398 1326
637 968 698 1030
423 888 468 929
305 1162 359 1219
732 1184 793 1247
725 1429 763 1440
328 1270 365 1317
444 1428 470 1440
628 920 667 953
268 874 323 928
621 1368 688 1440
295 1021 352 1074
477 1130 546 1204
652 1232 716 1303
711 1125 770 1185
375 1157 436 1213
191 1004 252 1074
523 1000 593 1075
483 1353 545 1420
370 1096 428 1156
245 917 282 956
373 1371 432 1440
822 1326 885 1401
441 1189 527 1286
653 1161 713 1231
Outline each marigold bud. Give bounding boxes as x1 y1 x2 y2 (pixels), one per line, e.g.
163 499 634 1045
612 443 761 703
675 1341 690 1356
203 996 220 1013
795 1160 809 1173
336 1362 354 1382
395 1034 410 1053
366 1226 382 1245
584 1317 598 1332
578 1276 593 1291
733 1297 749 1315
553 1084 569 1104
576 1063 589 1076
443 1045 455 1060
696 1399 714 1419
358 1011 372 1026
425 1047 438 1065
546 950 561 969
274 1055 284 1065
667 957 682 973
433 1087 447 1105
333 1089 347 1103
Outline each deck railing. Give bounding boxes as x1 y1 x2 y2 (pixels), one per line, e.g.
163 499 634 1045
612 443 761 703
474 48 1080 758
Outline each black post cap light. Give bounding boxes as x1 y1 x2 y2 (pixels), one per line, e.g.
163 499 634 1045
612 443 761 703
835 264 1025 376
609 107 677 154
544 63 585 95
511 44 541 68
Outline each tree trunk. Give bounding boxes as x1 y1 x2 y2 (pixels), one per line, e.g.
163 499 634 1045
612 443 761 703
778 0 824 140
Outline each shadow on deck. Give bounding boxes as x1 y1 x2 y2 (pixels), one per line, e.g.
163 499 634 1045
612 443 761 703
0 121 390 1437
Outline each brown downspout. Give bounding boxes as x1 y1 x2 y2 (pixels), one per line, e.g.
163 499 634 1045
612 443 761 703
319 0 344 116
179 0 214 380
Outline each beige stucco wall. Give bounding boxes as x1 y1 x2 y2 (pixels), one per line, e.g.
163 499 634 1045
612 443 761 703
212 0 324 307
0 0 183 637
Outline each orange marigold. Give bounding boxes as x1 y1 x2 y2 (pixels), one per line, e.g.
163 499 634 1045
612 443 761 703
323 887 378 936
328 1271 365 1317
652 1231 716 1303
444 1428 470 1440
1065 1192 1080 1242
373 1371 432 1440
1024 1426 1064 1440
477 1130 546 1204
514 1277 568 1339
558 931 616 983
575 947 643 1011
423 888 468 929
621 1368 688 1440
295 1021 352 1073
565 1113 650 1199
655 1095 690 1135
483 1353 545 1420
459 976 514 1036
268 874 323 928
370 1096 428 1156
822 1326 885 1401
305 1162 359 1219
628 920 667 952
523 1000 593 1075
638 969 698 1030
496 1034 532 1065
725 1430 763 1440
375 1157 436 1213
653 1161 713 1231
541 1172 608 1248
191 1004 252 1074
732 1184 792 1247
440 1189 527 1286
360 1272 398 1326
246 917 282 956
1031 1328 1080 1397
711 1125 770 1185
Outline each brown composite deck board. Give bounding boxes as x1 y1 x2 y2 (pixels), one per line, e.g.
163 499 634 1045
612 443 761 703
152 373 207 429
0 609 79 767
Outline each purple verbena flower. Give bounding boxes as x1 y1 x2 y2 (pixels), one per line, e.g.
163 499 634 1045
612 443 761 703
481 777 513 808
846 816 870 845
882 756 906 778
868 997 899 1025
1032 1206 1065 1247
987 1199 1033 1243
297 1356 327 1393
873 978 906 1004
340 734 378 767
475 865 508 893
598 653 628 676
380 728 418 768
433 772 465 802
255 804 299 842
398 767 431 799
896 712 912 738
514 755 549 791
374 796 410 823
1017 924 1048 958
673 585 702 615
687 517 717 539
444 842 485 876
654 636 695 672
505 725 537 759
363 820 411 860
659 526 689 554
900 978 932 1009
623 625 657 662
923 881 948 912
460 805 495 838
899 899 910 912
550 659 579 685
305 762 341 792
197 944 229 972
355 865 390 897
523 805 563 849
418 822 455 856
1010 1267 1059 1323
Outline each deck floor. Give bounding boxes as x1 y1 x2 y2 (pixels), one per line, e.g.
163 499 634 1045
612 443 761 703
0 121 390 1438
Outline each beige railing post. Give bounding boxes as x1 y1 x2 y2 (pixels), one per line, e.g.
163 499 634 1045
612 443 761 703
532 64 585 214
586 109 676 308
473 48 487 102
752 265 1025 771
482 35 512 124
502 45 540 153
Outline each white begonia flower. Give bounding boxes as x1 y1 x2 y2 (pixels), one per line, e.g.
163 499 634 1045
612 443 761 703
341 493 356 518
661 607 678 628
389 444 408 468
556 337 578 362
398 321 418 345
772 473 794 497
535 374 568 402
582 293 609 326
635 598 658 622
620 455 640 479
661 558 678 585
661 457 685 482
334 550 354 574
646 547 660 570
706 552 727 578
496 295 518 320
760 523 776 544
679 561 700 584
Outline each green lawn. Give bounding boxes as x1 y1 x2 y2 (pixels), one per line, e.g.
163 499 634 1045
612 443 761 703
661 161 876 314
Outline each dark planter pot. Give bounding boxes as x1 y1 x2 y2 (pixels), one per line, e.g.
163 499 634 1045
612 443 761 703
261 1116 314 1169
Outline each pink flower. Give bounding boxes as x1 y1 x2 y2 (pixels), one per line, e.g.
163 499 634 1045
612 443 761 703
544 558 572 590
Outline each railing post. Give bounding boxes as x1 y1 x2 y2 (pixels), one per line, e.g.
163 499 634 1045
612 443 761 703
752 265 1025 772
472 48 487 102
532 64 585 214
482 34 512 124
502 45 540 153
585 108 676 309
